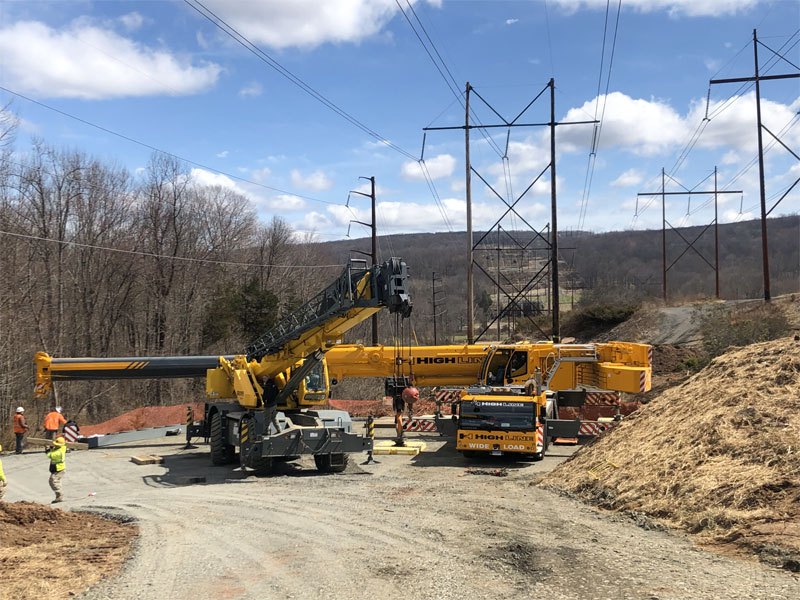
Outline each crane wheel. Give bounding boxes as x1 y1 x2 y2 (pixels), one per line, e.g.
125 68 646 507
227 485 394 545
314 453 348 473
210 412 236 465
250 456 274 476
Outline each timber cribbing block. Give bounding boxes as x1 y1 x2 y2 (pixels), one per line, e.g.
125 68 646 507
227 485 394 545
130 455 164 465
27 437 88 450
373 440 426 456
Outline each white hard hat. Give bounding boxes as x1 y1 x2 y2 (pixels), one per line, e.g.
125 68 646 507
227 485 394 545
55 406 63 413
16 406 24 413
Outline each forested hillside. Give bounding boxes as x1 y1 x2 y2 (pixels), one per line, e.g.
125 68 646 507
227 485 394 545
319 215 799 344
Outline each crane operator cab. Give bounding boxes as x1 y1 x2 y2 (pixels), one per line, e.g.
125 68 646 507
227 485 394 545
482 348 529 385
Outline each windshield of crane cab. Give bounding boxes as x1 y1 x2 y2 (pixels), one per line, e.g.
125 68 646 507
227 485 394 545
304 362 326 393
459 399 535 430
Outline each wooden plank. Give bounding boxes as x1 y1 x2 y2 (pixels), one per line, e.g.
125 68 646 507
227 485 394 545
26 437 89 450
130 455 164 465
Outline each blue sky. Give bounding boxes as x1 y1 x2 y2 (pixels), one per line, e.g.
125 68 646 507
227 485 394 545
1 0 798 240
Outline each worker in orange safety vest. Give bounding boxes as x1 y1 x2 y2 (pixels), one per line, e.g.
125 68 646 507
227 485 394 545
43 407 67 440
13 407 28 454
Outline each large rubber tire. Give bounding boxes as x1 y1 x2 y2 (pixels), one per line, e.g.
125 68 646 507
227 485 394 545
250 456 274 477
314 453 348 473
210 412 236 466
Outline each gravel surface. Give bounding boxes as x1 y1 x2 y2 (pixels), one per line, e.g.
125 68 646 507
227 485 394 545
4 433 798 600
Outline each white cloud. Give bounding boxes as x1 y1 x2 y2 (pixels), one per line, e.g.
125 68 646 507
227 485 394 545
611 168 645 188
506 18 519 25
118 12 145 31
549 0 760 17
0 20 221 99
301 210 334 231
324 195 548 234
216 150 229 158
265 194 306 211
250 167 272 182
561 92 688 156
239 82 263 98
197 0 442 49
190 168 238 189
291 168 333 192
401 153 456 180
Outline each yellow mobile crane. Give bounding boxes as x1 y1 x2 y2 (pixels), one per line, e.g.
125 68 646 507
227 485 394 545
34 258 412 474
325 340 652 459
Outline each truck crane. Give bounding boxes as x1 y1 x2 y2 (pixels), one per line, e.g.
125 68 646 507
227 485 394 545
325 340 652 459
325 340 650 391
34 257 412 474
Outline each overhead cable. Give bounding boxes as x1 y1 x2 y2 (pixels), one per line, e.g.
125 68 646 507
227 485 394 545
0 230 344 269
0 85 338 206
186 0 416 161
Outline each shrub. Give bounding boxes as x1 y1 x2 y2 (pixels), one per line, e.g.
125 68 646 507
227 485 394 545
694 303 789 360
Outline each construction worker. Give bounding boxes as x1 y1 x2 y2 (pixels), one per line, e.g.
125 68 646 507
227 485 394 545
46 436 67 503
394 385 419 444
0 444 6 501
262 378 282 433
43 406 67 440
13 407 29 454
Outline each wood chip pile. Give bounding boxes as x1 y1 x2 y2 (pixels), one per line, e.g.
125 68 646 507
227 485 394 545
543 336 800 570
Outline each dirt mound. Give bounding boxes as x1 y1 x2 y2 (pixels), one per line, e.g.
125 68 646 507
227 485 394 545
0 501 137 598
542 336 800 571
80 402 205 436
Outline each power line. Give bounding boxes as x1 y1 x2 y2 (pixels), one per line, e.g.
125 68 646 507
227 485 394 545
396 0 505 160
0 229 344 269
0 85 339 206
185 0 416 161
577 0 622 231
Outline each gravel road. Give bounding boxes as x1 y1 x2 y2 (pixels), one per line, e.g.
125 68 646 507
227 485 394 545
5 431 798 600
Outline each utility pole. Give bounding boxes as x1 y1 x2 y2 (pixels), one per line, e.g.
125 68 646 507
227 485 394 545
549 79 560 342
431 271 444 345
496 224 501 341
710 29 800 302
465 81 474 343
348 176 378 344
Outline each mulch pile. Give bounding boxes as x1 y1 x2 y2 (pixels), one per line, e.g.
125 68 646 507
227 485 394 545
80 402 205 436
542 337 800 571
0 501 137 597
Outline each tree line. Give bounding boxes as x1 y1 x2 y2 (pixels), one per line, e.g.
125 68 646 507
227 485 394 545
0 137 333 438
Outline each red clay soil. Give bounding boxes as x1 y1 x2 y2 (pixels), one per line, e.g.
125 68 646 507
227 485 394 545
80 402 205 436
327 397 441 417
0 501 137 598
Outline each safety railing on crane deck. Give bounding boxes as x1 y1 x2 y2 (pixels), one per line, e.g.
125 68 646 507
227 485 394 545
543 344 600 389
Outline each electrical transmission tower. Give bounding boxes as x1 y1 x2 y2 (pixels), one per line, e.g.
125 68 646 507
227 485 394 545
423 79 596 343
710 28 800 301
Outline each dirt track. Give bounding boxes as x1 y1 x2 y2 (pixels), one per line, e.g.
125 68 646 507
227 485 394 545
3 430 798 600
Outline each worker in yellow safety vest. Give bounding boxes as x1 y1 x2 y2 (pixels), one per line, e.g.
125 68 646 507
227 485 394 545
46 437 67 504
0 444 6 501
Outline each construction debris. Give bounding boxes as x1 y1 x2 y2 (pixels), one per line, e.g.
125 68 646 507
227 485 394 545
465 468 509 477
542 337 800 571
